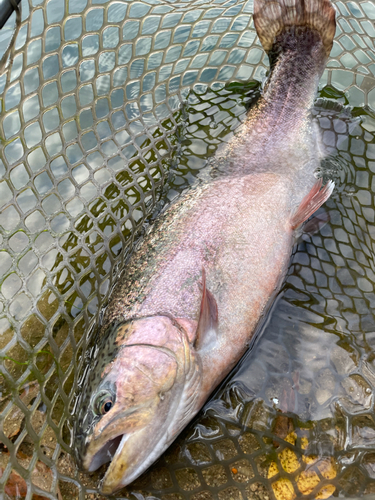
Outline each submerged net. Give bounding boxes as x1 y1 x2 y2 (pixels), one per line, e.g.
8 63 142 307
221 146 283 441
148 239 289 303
1 0 375 498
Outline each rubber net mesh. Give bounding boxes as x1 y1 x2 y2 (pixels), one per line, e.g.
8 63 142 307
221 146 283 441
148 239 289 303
1 0 375 498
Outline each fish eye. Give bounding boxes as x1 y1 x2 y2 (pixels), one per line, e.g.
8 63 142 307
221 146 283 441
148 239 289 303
93 390 115 415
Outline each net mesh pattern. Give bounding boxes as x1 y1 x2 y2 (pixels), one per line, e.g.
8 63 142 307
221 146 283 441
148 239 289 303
0 0 375 498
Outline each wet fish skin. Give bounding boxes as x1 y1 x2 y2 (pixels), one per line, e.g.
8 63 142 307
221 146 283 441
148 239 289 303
218 30 330 197
74 0 336 493
75 317 202 492
75 177 333 493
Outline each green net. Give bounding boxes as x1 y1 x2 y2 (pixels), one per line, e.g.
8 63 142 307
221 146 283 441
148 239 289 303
1 0 375 498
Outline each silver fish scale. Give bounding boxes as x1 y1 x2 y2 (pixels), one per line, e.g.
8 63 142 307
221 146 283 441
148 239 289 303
0 0 375 498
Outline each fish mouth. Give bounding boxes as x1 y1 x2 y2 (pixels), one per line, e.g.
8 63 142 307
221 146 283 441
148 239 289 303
85 405 147 473
87 434 126 472
100 432 135 494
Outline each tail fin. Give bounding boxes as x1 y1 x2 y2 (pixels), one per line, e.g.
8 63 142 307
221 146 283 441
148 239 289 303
253 0 336 57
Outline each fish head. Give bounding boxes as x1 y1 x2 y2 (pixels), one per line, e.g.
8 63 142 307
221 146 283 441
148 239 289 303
74 316 202 494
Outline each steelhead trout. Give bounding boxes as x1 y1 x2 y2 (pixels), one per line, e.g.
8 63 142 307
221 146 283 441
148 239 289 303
74 0 336 493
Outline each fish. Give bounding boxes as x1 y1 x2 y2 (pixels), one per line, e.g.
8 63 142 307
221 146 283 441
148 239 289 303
74 0 337 494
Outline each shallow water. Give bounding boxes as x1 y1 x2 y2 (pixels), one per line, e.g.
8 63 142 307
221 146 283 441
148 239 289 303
1 0 375 498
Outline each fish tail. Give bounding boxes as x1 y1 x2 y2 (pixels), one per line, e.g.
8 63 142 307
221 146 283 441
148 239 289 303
253 0 336 58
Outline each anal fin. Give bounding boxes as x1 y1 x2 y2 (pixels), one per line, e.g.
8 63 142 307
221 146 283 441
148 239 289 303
295 211 330 245
195 268 218 351
291 179 334 230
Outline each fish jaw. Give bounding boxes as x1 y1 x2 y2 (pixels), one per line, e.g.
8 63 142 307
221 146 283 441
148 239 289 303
74 316 203 494
99 418 173 494
98 351 203 495
96 391 175 494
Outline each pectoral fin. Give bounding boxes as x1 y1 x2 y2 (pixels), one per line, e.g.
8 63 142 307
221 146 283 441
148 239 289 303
195 268 218 351
291 179 334 230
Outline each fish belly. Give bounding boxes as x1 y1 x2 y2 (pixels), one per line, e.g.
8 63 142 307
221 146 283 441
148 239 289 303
105 173 294 388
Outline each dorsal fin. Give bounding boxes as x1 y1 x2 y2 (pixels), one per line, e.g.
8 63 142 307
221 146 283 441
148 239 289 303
195 268 218 351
